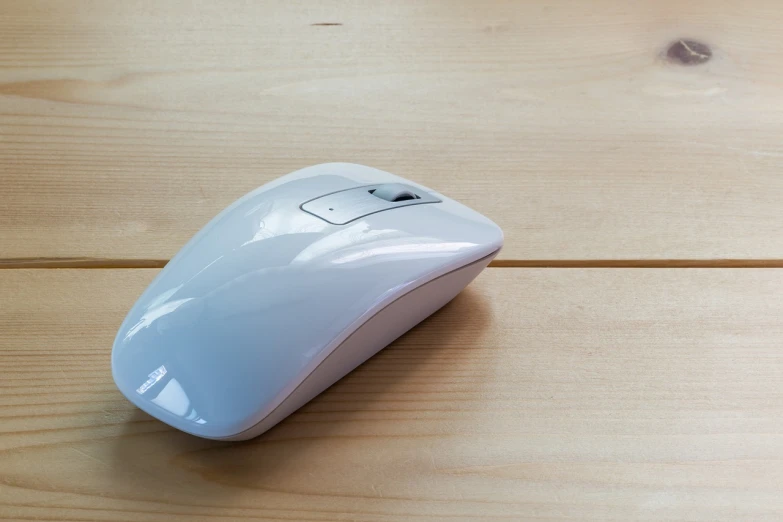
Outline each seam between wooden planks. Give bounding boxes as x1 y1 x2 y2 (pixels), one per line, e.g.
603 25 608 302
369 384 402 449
490 259 783 268
0 258 169 269
3 258 783 269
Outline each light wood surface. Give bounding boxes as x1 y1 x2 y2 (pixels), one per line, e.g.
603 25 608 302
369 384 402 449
1 269 782 521
3 0 783 262
3 2 783 521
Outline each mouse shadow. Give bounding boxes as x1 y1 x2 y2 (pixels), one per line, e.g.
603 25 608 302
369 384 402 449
108 285 493 503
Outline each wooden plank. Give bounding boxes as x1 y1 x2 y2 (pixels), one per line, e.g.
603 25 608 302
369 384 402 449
2 1 783 262
1 268 781 521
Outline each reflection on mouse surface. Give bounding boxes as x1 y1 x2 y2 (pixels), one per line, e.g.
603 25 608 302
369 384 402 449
112 163 503 440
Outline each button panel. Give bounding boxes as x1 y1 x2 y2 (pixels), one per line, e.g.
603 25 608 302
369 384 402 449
300 184 441 225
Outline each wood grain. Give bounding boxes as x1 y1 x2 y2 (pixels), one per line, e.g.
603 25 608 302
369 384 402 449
1 268 782 521
3 1 783 261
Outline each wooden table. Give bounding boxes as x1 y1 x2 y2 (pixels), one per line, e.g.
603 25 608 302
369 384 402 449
2 2 782 520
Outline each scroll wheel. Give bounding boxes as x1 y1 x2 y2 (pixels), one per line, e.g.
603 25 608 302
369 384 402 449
370 184 421 202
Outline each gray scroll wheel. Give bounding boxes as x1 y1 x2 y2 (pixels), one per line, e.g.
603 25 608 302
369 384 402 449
370 183 421 202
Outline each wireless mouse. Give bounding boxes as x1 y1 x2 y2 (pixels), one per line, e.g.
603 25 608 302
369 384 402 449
112 163 503 440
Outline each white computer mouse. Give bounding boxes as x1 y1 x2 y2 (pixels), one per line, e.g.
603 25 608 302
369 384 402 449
112 163 503 440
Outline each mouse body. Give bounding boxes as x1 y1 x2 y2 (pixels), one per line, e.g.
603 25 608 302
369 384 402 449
112 163 503 440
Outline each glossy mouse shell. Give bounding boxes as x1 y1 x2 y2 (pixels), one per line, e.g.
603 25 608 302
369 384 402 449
112 163 503 439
